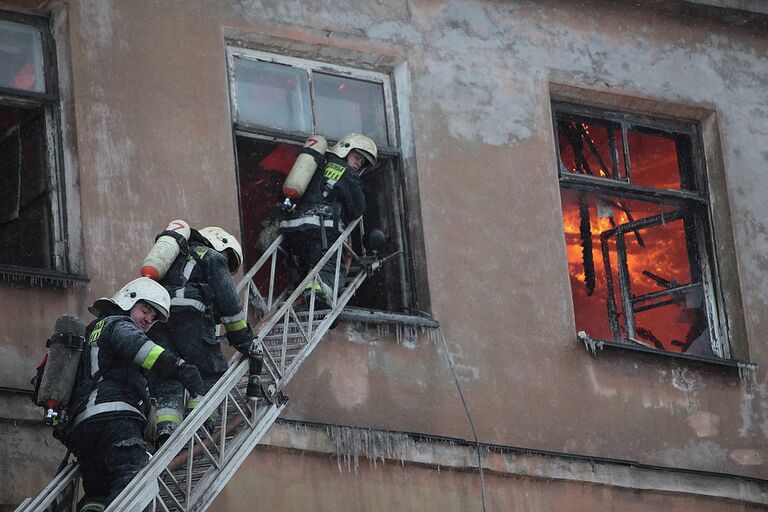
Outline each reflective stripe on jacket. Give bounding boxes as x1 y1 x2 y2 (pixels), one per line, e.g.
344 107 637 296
68 315 167 429
160 241 253 351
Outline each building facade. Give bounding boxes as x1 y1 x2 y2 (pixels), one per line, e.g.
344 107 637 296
1 0 767 510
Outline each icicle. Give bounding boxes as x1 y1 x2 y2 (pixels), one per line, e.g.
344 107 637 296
326 424 410 473
577 331 603 356
737 362 757 394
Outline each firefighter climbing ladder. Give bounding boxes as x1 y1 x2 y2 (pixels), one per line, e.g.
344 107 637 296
16 218 379 512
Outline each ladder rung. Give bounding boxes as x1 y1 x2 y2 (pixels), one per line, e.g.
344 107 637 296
267 320 325 333
263 331 313 341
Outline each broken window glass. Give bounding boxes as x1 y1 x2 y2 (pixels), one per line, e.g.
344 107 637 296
0 20 45 93
627 128 693 191
556 104 723 359
556 115 625 181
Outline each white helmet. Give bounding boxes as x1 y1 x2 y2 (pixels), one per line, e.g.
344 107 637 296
328 133 378 167
198 226 243 274
88 277 171 322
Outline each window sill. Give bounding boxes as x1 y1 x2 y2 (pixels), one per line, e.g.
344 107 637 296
0 264 89 288
577 331 757 373
338 307 439 328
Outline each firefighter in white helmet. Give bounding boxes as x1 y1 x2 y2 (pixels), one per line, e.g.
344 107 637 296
278 133 377 307
63 277 204 512
147 225 259 447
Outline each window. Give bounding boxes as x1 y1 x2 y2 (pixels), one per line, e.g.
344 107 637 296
554 102 727 359
0 11 78 284
227 48 415 312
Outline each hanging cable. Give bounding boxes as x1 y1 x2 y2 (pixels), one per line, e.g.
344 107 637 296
432 322 487 511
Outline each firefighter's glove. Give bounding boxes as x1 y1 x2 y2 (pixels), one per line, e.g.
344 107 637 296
230 337 253 357
175 360 204 397
249 342 264 372
227 324 255 357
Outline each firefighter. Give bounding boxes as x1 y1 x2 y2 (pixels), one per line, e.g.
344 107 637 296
148 226 257 446
63 277 204 512
279 132 377 307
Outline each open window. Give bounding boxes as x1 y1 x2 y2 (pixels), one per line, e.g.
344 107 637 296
227 48 415 313
0 11 78 284
554 102 727 359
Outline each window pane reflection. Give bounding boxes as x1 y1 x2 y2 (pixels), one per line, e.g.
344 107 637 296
315 73 388 146
233 58 312 133
0 20 44 93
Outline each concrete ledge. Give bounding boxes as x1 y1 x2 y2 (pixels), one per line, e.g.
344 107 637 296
262 420 768 506
684 0 768 15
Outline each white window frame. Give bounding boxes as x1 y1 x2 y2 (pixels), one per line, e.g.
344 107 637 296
226 47 398 149
225 45 435 318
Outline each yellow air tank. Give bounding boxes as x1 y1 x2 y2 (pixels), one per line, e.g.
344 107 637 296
140 219 191 280
283 135 327 199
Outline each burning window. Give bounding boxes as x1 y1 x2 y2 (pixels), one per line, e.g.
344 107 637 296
0 12 74 282
555 103 725 359
228 48 415 313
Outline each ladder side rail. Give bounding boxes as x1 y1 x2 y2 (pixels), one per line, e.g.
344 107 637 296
185 435 194 506
276 270 367 391
218 392 229 459
331 241 344 306
189 403 285 512
267 246 279 311
186 270 369 510
14 462 80 512
172 227 368 510
107 219 363 512
106 358 250 512
248 218 361 345
280 308 291 372
171 399 282 512
235 234 285 293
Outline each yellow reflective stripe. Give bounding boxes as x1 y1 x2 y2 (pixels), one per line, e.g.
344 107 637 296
224 320 247 332
324 162 345 181
194 247 208 259
156 414 182 425
304 283 322 291
80 503 105 512
89 320 105 343
141 346 165 370
185 401 217 423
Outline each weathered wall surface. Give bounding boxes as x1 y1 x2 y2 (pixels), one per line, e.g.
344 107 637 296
210 443 768 512
1 0 767 508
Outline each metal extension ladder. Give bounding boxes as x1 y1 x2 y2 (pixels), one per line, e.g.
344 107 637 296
17 218 379 512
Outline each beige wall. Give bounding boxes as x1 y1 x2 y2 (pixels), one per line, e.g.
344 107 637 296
211 443 768 512
2 0 768 508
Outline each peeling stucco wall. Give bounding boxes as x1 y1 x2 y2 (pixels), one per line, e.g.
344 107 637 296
1 0 768 508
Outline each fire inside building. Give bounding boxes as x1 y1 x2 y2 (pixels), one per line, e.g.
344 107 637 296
1 0 767 511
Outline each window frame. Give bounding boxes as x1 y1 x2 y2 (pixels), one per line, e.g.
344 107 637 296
0 9 84 286
225 46 425 316
226 47 399 149
553 101 729 360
